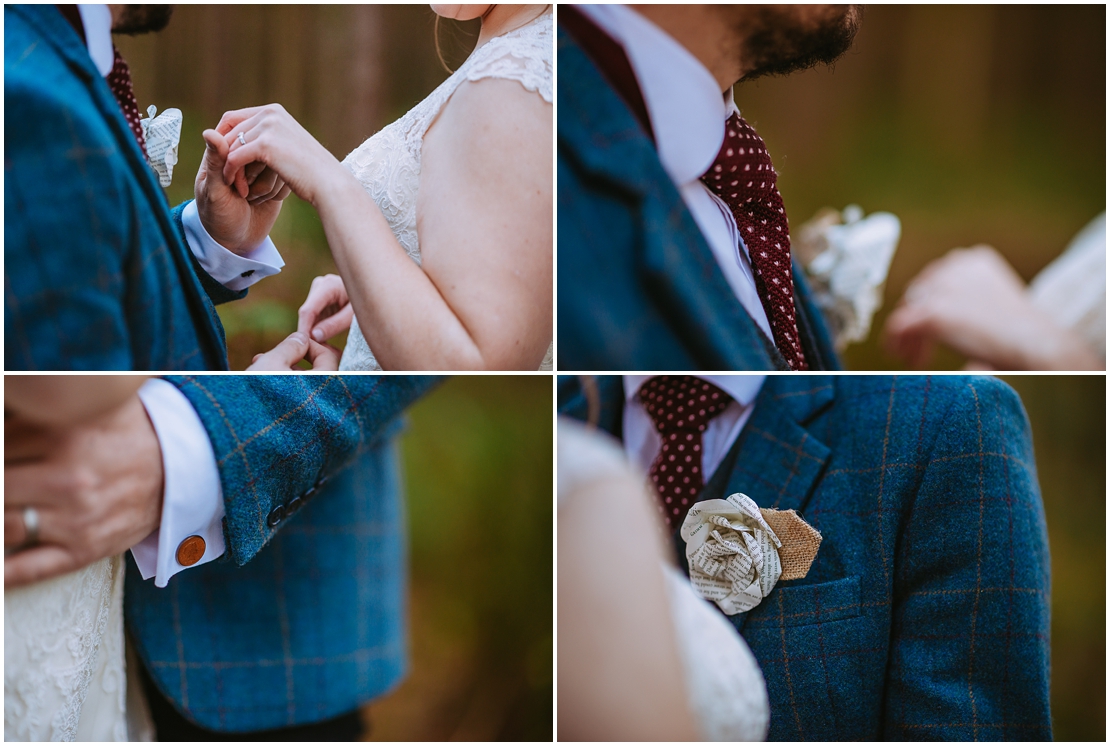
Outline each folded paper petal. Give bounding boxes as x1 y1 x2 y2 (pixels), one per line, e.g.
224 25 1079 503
140 105 183 188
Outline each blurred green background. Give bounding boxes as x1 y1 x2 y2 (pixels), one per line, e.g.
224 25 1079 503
117 6 482 369
366 375 551 740
733 5 1105 369
999 375 1104 741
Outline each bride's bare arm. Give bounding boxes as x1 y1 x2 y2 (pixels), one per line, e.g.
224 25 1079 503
219 79 551 370
412 77 553 369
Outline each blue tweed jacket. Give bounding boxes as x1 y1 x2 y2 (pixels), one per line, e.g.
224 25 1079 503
124 375 441 732
556 24 840 371
5 4 240 371
558 375 1052 740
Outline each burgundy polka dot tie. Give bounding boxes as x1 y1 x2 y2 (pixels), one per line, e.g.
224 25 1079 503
106 46 147 159
701 113 808 370
638 376 734 529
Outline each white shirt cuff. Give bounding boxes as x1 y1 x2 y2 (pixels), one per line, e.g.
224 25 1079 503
132 378 227 588
181 200 284 291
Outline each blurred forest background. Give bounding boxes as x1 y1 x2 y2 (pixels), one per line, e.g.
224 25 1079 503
376 375 551 740
117 6 483 369
732 5 1105 369
999 376 1104 741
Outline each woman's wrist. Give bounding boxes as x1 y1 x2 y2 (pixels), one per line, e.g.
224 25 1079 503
309 158 360 213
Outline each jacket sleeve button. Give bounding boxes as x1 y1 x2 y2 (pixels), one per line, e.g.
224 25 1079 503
267 505 286 528
176 535 206 566
287 496 303 514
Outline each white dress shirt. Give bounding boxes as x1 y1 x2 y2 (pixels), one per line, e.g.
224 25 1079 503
577 5 774 344
622 375 766 482
77 6 274 585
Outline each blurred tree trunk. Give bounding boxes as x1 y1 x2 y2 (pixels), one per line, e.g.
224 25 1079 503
898 5 996 157
118 5 399 154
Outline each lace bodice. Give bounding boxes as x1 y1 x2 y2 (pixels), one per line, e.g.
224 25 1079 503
339 11 553 371
4 555 151 742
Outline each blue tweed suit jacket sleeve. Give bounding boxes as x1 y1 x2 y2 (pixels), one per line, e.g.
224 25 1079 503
165 375 442 565
881 378 1052 740
126 374 440 731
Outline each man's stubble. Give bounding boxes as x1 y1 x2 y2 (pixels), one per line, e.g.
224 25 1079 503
729 4 863 82
111 4 174 35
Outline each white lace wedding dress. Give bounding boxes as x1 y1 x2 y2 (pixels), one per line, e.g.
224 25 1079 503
557 418 770 741
4 555 154 741
339 11 553 372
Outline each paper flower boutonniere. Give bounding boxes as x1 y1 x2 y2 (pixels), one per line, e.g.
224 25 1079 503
140 105 183 188
680 493 822 615
794 204 901 352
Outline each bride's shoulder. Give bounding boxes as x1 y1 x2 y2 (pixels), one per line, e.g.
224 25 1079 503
423 71 550 198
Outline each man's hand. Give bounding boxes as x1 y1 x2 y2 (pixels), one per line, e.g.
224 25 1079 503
4 395 164 588
194 130 291 255
247 332 341 371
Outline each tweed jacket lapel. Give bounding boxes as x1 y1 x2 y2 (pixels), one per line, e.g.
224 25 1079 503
723 376 833 513
12 5 230 368
710 376 833 630
558 27 785 371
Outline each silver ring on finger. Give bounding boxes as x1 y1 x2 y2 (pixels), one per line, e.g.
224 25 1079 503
22 506 40 548
238 131 247 147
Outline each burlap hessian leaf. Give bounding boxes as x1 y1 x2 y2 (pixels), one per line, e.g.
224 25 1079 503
759 508 822 581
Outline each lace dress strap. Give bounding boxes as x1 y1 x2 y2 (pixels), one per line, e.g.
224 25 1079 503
460 12 553 104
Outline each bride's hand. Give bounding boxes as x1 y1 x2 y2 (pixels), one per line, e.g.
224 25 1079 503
297 274 354 343
216 104 345 207
247 332 341 371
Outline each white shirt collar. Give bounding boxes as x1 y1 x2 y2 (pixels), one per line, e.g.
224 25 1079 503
77 4 114 78
576 4 727 187
623 375 766 408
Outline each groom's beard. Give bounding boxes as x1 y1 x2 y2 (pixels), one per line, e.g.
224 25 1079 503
734 4 862 81
112 5 174 35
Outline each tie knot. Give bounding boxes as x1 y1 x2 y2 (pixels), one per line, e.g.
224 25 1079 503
638 376 732 434
702 112 778 201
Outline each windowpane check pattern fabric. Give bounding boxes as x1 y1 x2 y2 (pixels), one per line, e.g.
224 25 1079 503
6 5 236 370
124 375 441 732
702 113 807 370
558 374 1052 740
639 375 733 528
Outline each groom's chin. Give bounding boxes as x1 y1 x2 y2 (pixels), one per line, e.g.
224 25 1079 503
111 5 175 36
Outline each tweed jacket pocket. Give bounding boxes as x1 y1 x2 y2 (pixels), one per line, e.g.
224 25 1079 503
745 575 861 629
744 576 867 740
